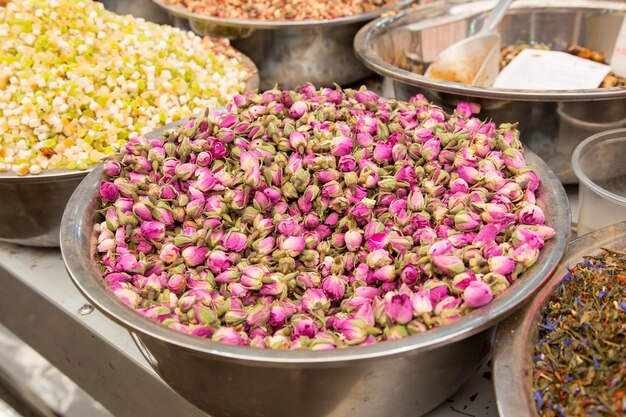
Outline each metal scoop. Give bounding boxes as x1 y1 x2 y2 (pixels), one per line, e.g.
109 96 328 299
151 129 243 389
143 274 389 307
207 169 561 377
424 0 514 86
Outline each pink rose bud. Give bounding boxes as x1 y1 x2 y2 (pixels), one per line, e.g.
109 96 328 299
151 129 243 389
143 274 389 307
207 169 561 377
241 265 268 290
132 201 154 222
333 318 369 343
473 224 498 247
386 294 413 324
366 249 392 268
331 232 345 248
421 138 441 161
463 281 493 308
428 239 453 256
293 317 318 338
215 269 239 284
104 160 121 177
300 288 329 313
223 231 248 253
515 170 540 192
219 113 237 128
256 236 275 255
454 211 481 231
212 327 247 346
372 265 396 282
174 163 195 181
523 225 556 241
511 228 545 250
431 255 466 275
456 166 481 184
434 295 463 315
282 236 306 257
503 147 526 171
411 293 433 315
99 181 118 202
322 275 345 301
240 151 260 171
247 305 270 327
408 187 425 210
400 264 420 286
358 115 378 134
278 217 298 236
140 221 165 241
117 253 143 273
344 230 363 252
181 246 207 267
518 204 545 225
330 135 354 156
289 101 307 119
113 287 141 309
289 131 306 150
373 142 393 163
488 256 516 275
159 243 179 264
481 203 507 223
512 243 540 267
450 178 470 194
167 274 186 294
207 250 231 273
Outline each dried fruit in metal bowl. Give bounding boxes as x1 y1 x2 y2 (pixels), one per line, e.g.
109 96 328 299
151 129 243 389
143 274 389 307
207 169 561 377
163 0 398 21
0 0 252 175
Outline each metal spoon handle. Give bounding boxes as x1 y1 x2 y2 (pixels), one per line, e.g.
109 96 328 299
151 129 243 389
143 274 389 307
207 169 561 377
481 0 515 33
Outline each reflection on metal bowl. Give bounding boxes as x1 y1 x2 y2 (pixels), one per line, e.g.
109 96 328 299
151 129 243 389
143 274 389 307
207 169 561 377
0 169 89 247
355 0 626 183
60 120 570 417
150 0 417 90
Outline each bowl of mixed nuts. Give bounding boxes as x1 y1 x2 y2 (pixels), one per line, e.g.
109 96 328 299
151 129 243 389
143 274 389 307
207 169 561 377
355 0 626 183
150 0 418 89
0 0 257 246
62 85 570 417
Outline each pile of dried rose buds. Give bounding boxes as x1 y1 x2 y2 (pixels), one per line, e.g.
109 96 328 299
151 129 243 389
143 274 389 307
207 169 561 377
95 84 555 350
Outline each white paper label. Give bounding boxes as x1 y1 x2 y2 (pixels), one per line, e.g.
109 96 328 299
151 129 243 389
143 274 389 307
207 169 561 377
610 17 626 78
493 49 611 90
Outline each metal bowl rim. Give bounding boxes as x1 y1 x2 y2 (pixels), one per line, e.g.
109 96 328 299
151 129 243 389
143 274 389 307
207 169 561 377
492 221 626 417
354 0 626 101
61 123 570 364
150 0 415 29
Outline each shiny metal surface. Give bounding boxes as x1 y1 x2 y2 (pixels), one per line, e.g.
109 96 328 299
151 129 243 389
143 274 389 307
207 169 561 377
0 57 257 248
493 221 626 417
151 0 416 90
355 0 626 183
0 170 88 247
97 0 172 24
61 119 571 417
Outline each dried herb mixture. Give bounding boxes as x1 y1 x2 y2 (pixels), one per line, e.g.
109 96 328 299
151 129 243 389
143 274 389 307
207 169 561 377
533 249 626 416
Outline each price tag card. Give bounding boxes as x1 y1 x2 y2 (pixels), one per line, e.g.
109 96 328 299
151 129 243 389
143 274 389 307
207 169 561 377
610 17 626 78
493 48 611 90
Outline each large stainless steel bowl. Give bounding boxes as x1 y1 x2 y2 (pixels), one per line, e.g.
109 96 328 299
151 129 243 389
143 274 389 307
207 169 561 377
0 61 258 248
150 0 416 90
355 0 626 183
60 120 571 417
493 221 626 417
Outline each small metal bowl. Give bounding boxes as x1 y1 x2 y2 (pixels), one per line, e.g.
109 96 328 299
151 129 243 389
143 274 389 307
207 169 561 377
355 0 626 183
61 119 571 417
150 0 416 90
493 221 626 417
0 59 258 248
